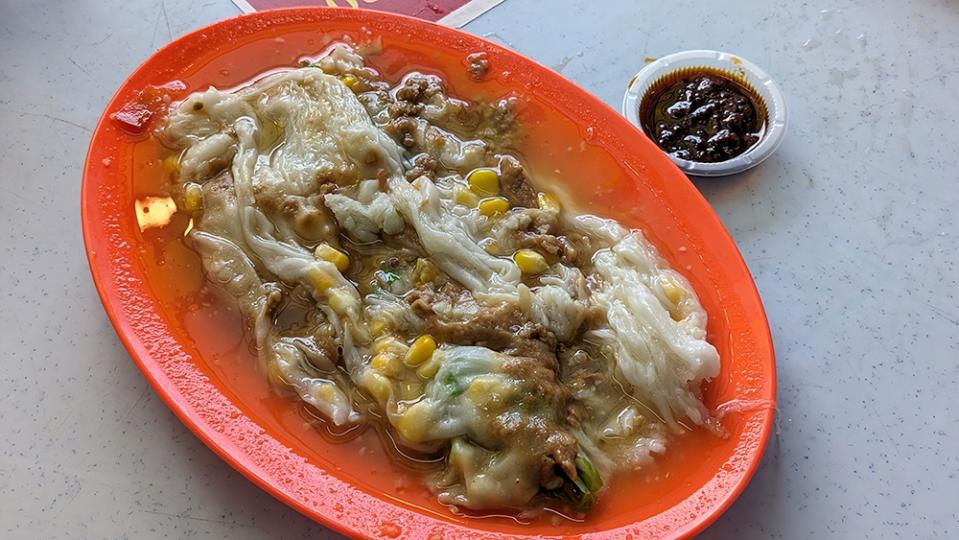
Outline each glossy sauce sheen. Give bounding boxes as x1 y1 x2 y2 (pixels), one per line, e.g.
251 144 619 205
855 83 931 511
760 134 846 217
640 68 766 163
128 28 734 534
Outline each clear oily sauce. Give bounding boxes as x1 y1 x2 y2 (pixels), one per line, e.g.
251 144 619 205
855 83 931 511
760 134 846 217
640 68 766 163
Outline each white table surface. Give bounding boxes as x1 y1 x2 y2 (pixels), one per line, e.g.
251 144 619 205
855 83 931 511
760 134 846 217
2 0 957 537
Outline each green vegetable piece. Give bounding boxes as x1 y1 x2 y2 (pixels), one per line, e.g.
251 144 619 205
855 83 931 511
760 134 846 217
545 452 604 511
375 270 401 290
575 454 604 493
442 371 465 397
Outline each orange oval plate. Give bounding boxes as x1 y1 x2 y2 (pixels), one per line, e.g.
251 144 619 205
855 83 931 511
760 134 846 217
82 8 775 539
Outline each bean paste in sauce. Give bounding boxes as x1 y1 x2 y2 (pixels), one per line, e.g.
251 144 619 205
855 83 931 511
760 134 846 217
640 68 766 163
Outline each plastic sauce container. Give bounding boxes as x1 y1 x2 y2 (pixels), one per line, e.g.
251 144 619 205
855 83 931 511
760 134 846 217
623 50 787 177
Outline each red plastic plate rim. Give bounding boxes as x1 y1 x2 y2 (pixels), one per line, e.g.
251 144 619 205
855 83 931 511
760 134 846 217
81 7 776 540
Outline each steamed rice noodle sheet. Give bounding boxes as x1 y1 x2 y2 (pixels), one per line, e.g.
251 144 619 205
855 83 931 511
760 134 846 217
160 45 720 515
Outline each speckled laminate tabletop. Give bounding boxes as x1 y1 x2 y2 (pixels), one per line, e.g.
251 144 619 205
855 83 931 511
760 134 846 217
1 0 957 538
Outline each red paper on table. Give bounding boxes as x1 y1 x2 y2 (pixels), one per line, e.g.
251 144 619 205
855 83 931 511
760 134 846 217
231 0 506 27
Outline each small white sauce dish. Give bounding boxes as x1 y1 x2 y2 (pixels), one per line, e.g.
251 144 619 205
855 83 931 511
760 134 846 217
622 50 788 177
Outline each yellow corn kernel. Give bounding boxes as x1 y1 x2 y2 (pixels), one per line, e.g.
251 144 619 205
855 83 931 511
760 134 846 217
328 288 354 314
363 372 392 404
371 352 402 377
162 155 179 173
405 335 436 367
661 279 684 305
371 352 390 372
413 258 439 285
478 196 510 216
313 383 338 403
449 438 472 470
373 336 397 354
537 192 561 213
314 243 350 272
466 376 503 404
370 318 388 337
184 182 203 213
513 249 549 275
341 73 360 91
349 321 372 347
454 186 480 208
306 267 336 293
467 168 499 196
415 355 442 380
396 402 432 442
